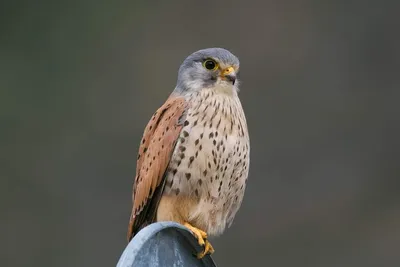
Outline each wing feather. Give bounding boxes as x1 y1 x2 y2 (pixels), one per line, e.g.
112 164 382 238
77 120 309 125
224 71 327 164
127 95 187 241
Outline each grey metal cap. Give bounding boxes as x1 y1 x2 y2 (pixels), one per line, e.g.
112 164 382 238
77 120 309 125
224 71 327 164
117 222 217 267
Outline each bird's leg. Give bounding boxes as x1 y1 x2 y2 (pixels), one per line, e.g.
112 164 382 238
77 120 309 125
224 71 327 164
183 222 215 259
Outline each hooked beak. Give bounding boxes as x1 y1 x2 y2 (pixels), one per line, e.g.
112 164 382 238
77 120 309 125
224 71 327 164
220 66 236 85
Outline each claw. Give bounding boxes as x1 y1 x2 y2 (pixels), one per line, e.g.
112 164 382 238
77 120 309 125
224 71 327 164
183 222 214 259
196 240 215 259
184 222 207 246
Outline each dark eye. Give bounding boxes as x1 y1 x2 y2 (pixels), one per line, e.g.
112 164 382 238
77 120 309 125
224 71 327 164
203 59 218 70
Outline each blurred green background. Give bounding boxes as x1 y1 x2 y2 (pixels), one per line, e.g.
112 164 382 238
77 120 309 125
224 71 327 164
1 1 399 266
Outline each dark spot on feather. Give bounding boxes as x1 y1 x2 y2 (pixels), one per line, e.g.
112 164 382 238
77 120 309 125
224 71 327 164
189 156 194 166
217 118 221 129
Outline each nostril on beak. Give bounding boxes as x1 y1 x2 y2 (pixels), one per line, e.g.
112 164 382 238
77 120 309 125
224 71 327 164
225 74 236 85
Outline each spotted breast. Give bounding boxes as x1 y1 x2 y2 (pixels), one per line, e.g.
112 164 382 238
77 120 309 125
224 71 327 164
158 87 250 236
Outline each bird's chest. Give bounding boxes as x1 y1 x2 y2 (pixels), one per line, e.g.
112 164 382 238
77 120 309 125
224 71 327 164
164 92 250 204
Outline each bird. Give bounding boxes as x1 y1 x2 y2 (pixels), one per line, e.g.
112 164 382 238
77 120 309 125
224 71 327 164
127 48 250 259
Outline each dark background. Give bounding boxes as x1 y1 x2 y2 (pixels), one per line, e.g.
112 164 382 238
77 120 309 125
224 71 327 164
1 1 399 266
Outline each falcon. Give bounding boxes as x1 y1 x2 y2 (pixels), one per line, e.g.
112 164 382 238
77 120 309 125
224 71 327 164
127 48 250 258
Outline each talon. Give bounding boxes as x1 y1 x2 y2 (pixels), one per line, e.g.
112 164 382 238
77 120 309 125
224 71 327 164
197 240 215 259
183 222 214 259
184 222 207 246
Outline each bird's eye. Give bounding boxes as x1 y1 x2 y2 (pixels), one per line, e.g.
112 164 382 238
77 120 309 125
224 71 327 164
203 59 218 70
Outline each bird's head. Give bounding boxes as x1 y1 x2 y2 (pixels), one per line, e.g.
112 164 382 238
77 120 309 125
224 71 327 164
175 48 240 95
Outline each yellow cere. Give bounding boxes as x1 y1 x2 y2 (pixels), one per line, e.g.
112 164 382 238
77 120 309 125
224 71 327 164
222 67 235 75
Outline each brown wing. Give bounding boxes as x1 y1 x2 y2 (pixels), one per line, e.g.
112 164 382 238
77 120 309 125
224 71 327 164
127 95 188 241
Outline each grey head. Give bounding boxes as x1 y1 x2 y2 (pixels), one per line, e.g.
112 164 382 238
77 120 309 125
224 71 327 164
174 48 240 94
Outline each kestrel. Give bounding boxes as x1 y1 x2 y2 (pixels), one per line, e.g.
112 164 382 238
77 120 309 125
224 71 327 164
127 48 250 258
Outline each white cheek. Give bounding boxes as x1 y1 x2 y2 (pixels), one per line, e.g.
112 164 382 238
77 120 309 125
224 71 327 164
213 79 239 94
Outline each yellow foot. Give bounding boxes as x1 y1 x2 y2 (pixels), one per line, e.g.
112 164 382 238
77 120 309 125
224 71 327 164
183 222 207 246
183 222 215 259
196 240 215 259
